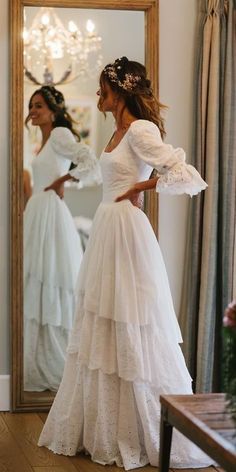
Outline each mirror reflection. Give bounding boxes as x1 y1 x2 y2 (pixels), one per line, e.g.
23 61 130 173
23 6 145 395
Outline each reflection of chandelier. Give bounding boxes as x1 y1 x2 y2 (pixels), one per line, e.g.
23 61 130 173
23 7 103 86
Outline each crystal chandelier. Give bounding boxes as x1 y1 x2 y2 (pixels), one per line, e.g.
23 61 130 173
23 7 103 86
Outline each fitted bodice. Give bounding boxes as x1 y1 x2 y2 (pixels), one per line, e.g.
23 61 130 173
30 127 101 194
100 119 207 201
32 139 70 194
100 131 152 203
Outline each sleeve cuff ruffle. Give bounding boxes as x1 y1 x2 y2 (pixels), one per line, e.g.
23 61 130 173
156 162 208 197
69 147 102 185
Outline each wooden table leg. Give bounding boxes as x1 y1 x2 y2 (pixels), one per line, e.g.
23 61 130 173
159 404 173 472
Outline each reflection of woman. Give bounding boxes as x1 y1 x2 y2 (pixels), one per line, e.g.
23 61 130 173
24 86 100 392
39 58 212 468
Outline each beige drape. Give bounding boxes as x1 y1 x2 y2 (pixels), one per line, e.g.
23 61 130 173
179 0 236 392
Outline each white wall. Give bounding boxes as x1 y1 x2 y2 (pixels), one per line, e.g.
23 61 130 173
159 0 197 314
0 0 197 401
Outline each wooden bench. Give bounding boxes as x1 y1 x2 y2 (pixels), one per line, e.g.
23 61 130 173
159 393 236 472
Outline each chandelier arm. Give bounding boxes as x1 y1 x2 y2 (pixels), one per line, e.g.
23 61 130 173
53 68 73 86
24 67 43 85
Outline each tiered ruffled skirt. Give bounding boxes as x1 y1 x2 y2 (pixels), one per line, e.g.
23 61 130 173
38 200 212 469
24 190 83 391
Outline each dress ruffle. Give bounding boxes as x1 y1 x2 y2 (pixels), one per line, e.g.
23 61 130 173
38 199 213 468
24 190 83 391
67 303 192 389
38 122 211 468
156 162 208 196
38 358 212 469
24 190 83 314
24 275 75 330
73 200 183 341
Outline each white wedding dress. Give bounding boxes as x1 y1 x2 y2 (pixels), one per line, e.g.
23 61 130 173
24 127 101 392
38 120 212 469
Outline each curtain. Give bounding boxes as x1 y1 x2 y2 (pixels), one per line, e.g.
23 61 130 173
179 0 236 392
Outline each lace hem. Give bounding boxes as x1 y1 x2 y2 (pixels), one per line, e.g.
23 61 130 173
38 362 213 470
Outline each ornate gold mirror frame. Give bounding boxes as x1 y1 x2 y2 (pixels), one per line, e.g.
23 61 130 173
10 0 159 411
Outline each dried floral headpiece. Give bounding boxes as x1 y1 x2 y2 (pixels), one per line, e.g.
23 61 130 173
103 57 141 91
41 86 65 109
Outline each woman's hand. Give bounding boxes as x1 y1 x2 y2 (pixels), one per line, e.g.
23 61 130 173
44 172 79 199
115 176 158 208
45 180 65 199
131 191 144 209
116 186 144 209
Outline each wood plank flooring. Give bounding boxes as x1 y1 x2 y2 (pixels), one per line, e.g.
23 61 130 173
0 412 223 472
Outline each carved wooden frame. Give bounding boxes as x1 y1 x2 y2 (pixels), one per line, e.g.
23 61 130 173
10 0 159 411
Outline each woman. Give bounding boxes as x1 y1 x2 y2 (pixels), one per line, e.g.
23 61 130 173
24 85 101 392
38 58 212 468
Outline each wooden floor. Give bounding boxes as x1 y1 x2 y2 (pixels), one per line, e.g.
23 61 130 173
0 412 223 472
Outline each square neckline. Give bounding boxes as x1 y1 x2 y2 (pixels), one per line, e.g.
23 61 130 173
103 120 137 154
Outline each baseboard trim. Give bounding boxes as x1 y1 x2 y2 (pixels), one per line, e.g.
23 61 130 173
0 375 10 411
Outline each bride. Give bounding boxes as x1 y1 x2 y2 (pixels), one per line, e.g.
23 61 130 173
38 58 212 469
24 85 101 392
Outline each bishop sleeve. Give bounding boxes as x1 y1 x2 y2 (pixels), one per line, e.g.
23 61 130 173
128 120 207 196
50 127 102 185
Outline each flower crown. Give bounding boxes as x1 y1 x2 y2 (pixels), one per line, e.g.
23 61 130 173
103 58 141 91
41 86 65 109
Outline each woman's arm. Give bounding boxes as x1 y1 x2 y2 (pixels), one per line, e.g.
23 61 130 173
23 169 32 208
50 128 102 185
115 176 158 203
44 173 79 198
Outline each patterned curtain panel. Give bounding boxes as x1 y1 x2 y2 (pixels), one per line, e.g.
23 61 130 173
179 0 236 392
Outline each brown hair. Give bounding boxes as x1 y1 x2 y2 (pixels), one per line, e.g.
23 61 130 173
98 57 167 139
25 86 80 141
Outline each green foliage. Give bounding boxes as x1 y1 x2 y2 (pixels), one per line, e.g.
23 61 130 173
222 326 236 396
222 303 236 426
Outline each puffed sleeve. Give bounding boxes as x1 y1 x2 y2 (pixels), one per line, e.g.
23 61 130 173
50 127 102 184
128 120 207 196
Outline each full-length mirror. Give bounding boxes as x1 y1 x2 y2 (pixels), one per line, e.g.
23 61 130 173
10 0 159 411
